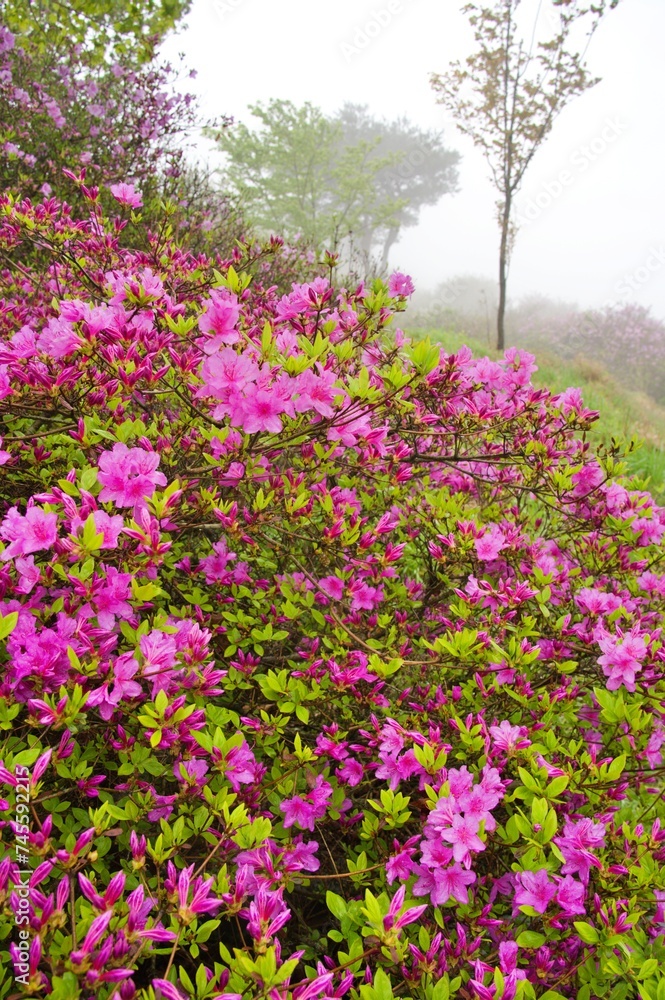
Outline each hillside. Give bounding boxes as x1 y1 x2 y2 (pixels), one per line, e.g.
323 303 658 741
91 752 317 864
413 327 665 500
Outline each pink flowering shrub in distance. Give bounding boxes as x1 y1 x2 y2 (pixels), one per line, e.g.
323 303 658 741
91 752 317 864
0 187 664 1000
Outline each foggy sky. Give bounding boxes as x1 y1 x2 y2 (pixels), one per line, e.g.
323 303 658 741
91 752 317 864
162 0 665 317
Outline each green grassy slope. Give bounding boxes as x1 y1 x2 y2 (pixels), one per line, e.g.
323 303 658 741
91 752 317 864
411 327 665 501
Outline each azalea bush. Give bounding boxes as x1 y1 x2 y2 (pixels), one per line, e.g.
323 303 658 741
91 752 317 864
0 185 664 1000
409 281 665 406
510 302 665 407
0 21 243 256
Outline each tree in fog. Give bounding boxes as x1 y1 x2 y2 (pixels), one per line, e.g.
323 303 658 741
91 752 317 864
337 104 460 269
431 0 620 350
211 99 459 267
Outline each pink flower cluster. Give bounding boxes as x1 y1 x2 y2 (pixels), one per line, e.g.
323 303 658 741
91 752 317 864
413 767 504 906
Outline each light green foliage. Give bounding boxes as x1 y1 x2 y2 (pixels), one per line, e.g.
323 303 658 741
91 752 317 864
211 98 459 262
3 0 190 61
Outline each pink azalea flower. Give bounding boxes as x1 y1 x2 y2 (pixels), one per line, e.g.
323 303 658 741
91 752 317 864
197 289 241 350
219 460 245 487
8 326 38 358
318 575 345 600
293 367 338 418
87 654 142 721
575 587 617 616
571 462 604 498
489 720 531 754
348 578 383 611
212 738 258 791
475 524 507 562
174 758 209 785
375 748 422 789
413 863 476 905
139 630 178 694
440 814 486 863
71 510 124 549
147 793 178 822
92 510 124 548
197 348 259 402
36 317 83 358
106 267 163 304
385 842 419 883
0 367 11 400
447 765 475 798
97 443 167 508
198 538 237 584
175 864 223 924
239 388 286 435
15 555 41 594
242 887 291 943
420 837 455 868
388 272 415 297
646 725 665 768
327 411 372 447
596 627 647 692
110 183 143 209
87 566 133 629
556 875 586 915
514 869 557 913
504 346 538 385
457 784 499 832
336 759 364 786
0 505 58 561
280 775 332 831
554 818 606 883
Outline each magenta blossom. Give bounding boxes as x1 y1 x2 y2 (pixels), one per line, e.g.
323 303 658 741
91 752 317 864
197 289 241 350
556 875 586 915
413 863 477 905
280 775 333 831
388 272 415 297
97 443 167 508
475 524 507 562
440 814 486 863
0 505 58 561
514 869 557 914
109 182 143 208
554 818 606 883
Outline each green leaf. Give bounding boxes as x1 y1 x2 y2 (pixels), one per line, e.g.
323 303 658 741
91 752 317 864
573 921 599 944
546 774 569 797
638 959 658 980
196 919 220 943
13 747 42 767
49 973 81 1000
432 979 450 1000
516 930 546 948
81 512 104 551
0 611 18 641
326 891 347 921
79 467 98 491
